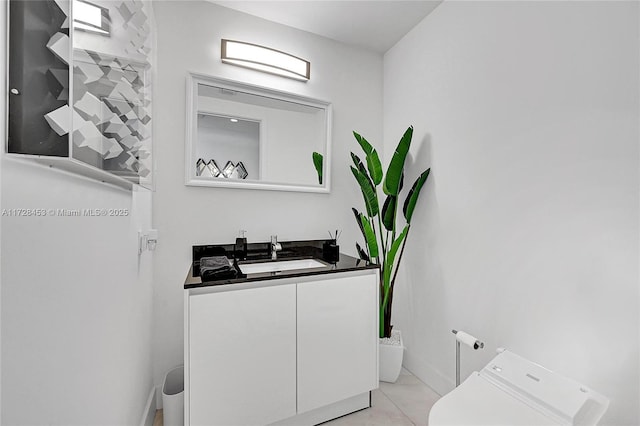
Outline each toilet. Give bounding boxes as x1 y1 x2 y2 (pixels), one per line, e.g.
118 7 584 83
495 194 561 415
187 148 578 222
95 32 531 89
428 349 609 425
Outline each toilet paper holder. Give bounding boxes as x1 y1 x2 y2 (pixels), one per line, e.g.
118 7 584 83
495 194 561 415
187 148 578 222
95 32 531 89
451 329 484 387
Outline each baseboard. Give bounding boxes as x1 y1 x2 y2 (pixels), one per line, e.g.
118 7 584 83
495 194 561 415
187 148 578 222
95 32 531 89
140 386 157 426
271 392 370 426
403 351 453 396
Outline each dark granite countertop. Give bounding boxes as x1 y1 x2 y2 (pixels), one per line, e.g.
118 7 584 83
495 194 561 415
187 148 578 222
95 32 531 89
184 239 379 289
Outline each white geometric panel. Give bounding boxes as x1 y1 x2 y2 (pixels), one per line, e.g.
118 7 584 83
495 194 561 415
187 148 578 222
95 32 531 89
54 0 69 16
133 123 150 139
106 67 125 82
121 152 138 169
44 105 71 136
74 92 103 124
136 148 151 159
105 118 131 140
117 2 134 23
46 32 70 65
114 81 138 101
104 98 132 116
70 0 153 184
74 49 97 64
119 135 139 149
74 61 105 84
104 113 127 132
104 138 124 159
74 120 124 160
74 120 104 149
124 110 137 121
125 118 142 133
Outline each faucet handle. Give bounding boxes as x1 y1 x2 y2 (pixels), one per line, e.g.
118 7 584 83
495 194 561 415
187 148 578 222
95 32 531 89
270 236 282 250
270 235 282 259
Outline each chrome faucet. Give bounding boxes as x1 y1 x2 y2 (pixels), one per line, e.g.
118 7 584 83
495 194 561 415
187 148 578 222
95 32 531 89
270 235 282 260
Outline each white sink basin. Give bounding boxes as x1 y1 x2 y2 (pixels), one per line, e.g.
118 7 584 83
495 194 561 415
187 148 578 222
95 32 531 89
238 258 327 274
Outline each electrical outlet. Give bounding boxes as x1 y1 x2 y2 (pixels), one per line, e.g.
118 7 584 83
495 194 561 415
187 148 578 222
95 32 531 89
138 229 159 254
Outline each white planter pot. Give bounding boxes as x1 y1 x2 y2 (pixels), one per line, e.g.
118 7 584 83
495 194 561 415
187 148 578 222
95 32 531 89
379 330 404 383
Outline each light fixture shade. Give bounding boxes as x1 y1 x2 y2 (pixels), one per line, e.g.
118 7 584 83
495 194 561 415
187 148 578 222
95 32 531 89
73 0 110 36
221 39 310 81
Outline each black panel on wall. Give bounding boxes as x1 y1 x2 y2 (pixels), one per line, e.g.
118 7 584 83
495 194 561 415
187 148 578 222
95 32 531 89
8 0 69 156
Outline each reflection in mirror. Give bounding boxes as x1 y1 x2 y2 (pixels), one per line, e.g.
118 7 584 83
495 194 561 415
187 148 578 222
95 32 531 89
186 74 332 192
197 114 260 180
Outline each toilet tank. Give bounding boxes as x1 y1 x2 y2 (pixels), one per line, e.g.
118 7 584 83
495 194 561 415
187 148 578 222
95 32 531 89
480 350 609 426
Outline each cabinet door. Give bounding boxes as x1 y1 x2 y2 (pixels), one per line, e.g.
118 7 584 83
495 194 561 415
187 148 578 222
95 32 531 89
297 274 378 413
8 0 70 156
189 285 297 425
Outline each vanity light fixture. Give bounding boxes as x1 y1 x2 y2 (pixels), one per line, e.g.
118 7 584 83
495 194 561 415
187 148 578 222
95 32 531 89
221 39 310 82
73 0 110 36
230 118 238 123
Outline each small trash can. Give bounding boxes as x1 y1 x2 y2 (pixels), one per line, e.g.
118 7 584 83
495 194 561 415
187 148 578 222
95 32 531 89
162 365 184 426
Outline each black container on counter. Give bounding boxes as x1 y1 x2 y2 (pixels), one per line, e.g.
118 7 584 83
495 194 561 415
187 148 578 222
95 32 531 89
323 240 340 263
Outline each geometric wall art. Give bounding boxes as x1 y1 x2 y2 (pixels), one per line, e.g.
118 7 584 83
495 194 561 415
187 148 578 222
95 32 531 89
195 158 249 180
72 51 152 180
7 0 154 190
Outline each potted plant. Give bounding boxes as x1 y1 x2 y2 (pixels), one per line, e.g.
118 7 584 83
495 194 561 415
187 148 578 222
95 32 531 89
350 126 430 383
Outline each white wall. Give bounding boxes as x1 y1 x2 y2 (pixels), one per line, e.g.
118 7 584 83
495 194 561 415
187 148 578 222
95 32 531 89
0 6 155 426
384 2 639 425
152 1 382 398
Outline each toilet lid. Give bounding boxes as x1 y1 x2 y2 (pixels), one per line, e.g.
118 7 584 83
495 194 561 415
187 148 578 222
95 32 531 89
428 373 561 425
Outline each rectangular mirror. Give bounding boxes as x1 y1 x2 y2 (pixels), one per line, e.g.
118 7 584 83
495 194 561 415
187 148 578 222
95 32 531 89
186 74 332 192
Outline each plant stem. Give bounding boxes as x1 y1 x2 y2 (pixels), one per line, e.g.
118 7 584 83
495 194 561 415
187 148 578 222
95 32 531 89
382 224 412 338
389 224 411 294
377 215 387 258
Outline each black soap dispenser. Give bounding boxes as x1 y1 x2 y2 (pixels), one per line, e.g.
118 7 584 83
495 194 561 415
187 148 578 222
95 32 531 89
235 229 248 260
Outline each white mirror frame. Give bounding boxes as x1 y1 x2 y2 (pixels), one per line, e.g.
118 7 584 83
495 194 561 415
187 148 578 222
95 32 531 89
185 73 332 193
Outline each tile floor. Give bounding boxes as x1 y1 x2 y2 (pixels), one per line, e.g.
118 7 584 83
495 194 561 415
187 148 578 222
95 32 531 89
153 368 441 426
324 369 440 426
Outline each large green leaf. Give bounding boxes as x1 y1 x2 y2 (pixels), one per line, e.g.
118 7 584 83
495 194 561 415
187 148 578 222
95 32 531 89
381 195 396 231
403 168 431 224
381 225 409 311
312 152 323 185
353 132 383 186
353 208 369 258
351 152 363 169
355 242 370 262
351 152 373 187
353 131 373 155
366 149 383 186
352 207 365 238
351 166 379 217
352 207 368 257
360 214 379 258
381 173 404 231
383 126 413 196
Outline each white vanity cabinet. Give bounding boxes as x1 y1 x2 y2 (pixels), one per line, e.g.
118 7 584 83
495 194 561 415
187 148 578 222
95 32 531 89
187 284 297 425
296 274 379 413
184 269 379 426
